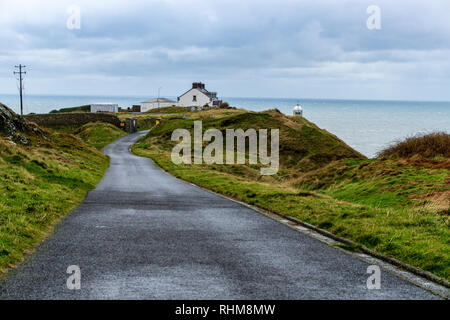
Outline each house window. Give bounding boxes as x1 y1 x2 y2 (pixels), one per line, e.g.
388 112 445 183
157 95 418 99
193 95 197 102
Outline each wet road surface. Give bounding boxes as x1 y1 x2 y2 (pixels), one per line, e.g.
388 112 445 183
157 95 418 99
0 132 439 299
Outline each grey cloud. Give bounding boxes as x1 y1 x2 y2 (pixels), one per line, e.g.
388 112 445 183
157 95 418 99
0 0 449 99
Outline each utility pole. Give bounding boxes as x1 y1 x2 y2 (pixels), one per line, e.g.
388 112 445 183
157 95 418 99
14 65 26 115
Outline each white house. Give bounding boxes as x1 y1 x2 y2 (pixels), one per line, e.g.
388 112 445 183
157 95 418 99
178 82 221 109
140 98 178 112
90 103 119 113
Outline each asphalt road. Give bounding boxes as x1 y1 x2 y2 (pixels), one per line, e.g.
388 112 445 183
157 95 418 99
0 131 439 299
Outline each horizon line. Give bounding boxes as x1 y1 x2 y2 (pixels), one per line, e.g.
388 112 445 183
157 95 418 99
0 92 449 104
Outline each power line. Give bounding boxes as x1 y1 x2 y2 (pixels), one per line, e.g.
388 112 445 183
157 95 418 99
13 64 26 115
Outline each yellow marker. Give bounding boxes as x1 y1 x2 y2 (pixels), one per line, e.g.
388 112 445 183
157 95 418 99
120 122 125 127
156 120 160 125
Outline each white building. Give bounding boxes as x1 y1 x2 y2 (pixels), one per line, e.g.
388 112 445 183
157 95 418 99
293 104 303 116
90 103 119 113
140 98 178 112
178 82 221 109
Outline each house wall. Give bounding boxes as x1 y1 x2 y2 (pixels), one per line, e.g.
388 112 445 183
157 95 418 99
178 89 211 108
91 104 119 113
141 102 178 112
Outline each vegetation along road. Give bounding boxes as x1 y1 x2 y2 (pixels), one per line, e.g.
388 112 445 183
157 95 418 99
0 130 440 299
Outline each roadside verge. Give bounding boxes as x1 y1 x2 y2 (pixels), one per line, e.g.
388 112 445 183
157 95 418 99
131 144 449 299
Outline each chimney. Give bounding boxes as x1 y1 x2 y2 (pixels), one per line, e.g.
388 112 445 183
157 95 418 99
192 82 205 90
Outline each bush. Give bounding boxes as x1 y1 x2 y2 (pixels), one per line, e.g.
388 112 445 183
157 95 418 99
378 132 450 159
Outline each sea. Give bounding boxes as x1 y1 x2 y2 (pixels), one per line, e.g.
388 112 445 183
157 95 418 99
1 94 449 158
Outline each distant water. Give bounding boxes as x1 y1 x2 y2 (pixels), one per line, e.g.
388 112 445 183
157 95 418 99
1 94 449 158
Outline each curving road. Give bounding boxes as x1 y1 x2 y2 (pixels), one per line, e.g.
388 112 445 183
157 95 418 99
0 131 439 299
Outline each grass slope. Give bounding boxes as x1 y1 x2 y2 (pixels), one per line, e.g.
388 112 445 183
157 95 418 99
74 122 127 149
119 108 248 131
0 118 124 275
132 109 450 280
296 158 450 213
142 109 364 177
145 106 189 114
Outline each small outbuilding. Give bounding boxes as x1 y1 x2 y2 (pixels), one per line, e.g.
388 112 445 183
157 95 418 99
293 104 303 116
131 105 141 112
90 103 119 113
140 98 177 112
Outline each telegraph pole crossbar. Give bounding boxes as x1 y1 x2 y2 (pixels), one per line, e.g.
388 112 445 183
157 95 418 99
14 64 26 115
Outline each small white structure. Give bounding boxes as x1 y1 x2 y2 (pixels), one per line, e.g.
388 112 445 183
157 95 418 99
178 82 221 109
140 98 178 112
293 104 303 116
90 103 119 113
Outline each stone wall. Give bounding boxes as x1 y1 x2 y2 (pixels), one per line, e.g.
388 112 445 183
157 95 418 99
24 113 122 128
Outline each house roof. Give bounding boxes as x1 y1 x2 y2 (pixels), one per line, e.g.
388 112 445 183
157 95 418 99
178 87 206 99
141 97 177 103
200 89 217 99
178 88 218 100
91 102 118 105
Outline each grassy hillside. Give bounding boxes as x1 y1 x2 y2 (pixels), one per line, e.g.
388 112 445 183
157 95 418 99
132 109 449 280
145 106 189 114
378 132 450 159
74 122 126 149
118 108 248 131
141 109 364 179
0 103 123 275
296 158 449 213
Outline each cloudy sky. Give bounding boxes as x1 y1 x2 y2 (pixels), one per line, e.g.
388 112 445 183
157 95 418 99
1 0 449 100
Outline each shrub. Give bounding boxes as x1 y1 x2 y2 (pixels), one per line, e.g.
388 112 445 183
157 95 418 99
378 132 450 159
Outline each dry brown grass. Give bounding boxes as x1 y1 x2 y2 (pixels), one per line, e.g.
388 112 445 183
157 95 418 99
378 132 450 159
266 110 304 131
414 190 450 213
186 108 247 119
398 157 450 170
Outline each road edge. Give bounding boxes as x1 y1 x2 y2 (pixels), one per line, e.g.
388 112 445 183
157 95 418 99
134 151 449 299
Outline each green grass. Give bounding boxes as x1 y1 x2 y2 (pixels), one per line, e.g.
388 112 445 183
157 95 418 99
74 122 127 149
297 158 449 212
117 114 187 131
131 109 450 280
145 106 189 114
0 122 125 276
144 109 364 174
